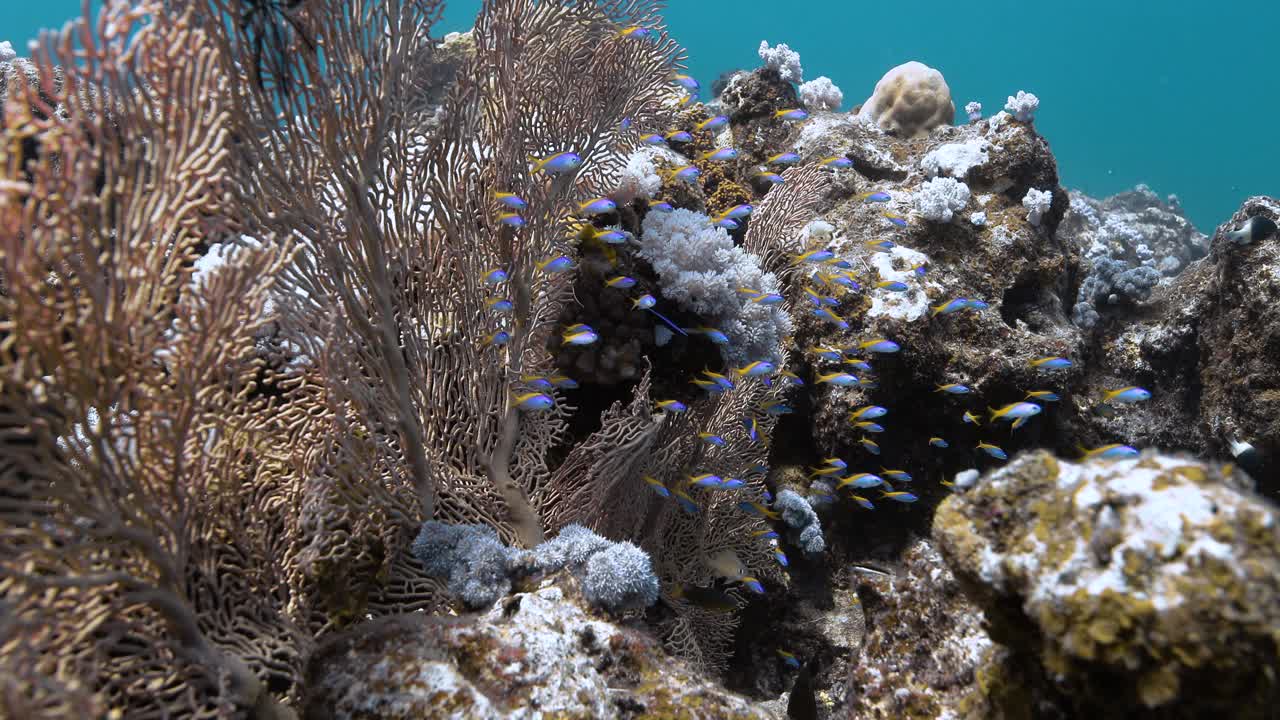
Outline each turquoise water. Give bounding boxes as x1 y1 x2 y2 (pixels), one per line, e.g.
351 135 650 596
7 1 1275 231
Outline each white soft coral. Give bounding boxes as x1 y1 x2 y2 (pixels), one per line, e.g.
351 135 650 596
916 177 971 223
798 76 842 111
757 41 803 83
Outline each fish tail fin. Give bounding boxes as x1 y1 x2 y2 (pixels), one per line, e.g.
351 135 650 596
987 406 999 421
1075 444 1090 458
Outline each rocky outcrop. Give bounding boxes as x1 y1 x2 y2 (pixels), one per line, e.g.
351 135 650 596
304 585 777 720
934 451 1280 719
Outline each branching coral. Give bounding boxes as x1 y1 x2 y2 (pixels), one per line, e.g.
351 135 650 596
758 40 803 83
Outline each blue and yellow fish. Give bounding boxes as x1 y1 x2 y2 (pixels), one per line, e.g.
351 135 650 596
854 421 884 433
1101 386 1151 404
768 152 801 166
860 437 881 455
774 108 809 121
817 371 859 386
699 433 727 447
930 298 970 317
880 490 918 503
850 405 888 420
639 133 666 146
648 200 674 212
672 73 700 91
657 399 687 413
875 280 908 292
498 212 525 227
735 361 775 377
486 297 514 313
929 437 949 448
977 441 1008 460
689 473 723 488
989 402 1042 422
813 306 849 329
882 211 908 227
963 411 982 425
1025 390 1060 402
529 151 583 174
696 115 729 131
606 275 636 289
666 130 694 143
536 255 574 273
761 400 793 415
754 171 785 184
673 165 701 182
644 476 671 498
1079 444 1139 460
550 375 579 389
689 326 730 344
494 191 527 209
858 191 891 203
512 392 554 411
485 330 511 346
936 383 971 394
563 328 598 345
618 25 651 38
701 147 739 162
1029 356 1073 370
738 501 780 519
675 489 699 514
859 338 900 354
579 197 618 215
793 249 835 264
483 268 508 285
880 468 912 482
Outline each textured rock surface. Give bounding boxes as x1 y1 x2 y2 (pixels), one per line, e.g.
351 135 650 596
304 585 777 719
856 61 954 138
841 539 992 719
934 451 1280 719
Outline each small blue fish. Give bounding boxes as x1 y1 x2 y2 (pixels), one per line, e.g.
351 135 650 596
593 229 627 246
536 255 574 273
858 191 891 203
740 576 765 594
851 495 875 510
701 147 739 162
644 476 671 498
875 280 909 292
827 274 860 291
860 437 881 455
690 326 730 344
690 473 723 488
579 197 617 215
977 442 1008 460
521 375 554 391
486 297 514 313
713 217 740 230
743 416 759 443
1102 386 1151 404
793 249 835 264
657 399 687 413
1080 444 1140 461
846 360 874 373
779 370 805 385
853 421 884 433
563 329 599 345
774 108 809 121
865 240 896 251
936 384 971 395
828 258 854 269
620 117 633 129
666 130 694 143
640 133 666 146
692 379 726 393
823 458 848 469
754 171 785 184
882 211 908 227
1029 356 1073 370
738 501 779 519
912 263 929 277
701 369 734 389
761 400 793 415
675 489 699 514
880 468 912 482
1025 391 1060 402
648 200 674 212
634 294 656 309
761 489 774 503
817 372 859 386
965 299 989 310
699 433 727 447
618 26 651 38
776 649 801 668
838 473 884 490
529 151 583 175
751 292 784 305
497 212 525 227
859 339 900 354
810 345 842 361
494 192 527 209
734 361 775 377
989 402 1042 422
930 298 971 317
881 491 918 503
851 405 888 420
963 410 982 425
754 529 780 540
550 375 579 389
483 268 508 285
674 165 701 182
821 156 853 169
673 74 700 91
813 306 849 329
721 477 746 489
486 330 511 346
606 276 637 289
768 152 801 166
513 392 554 411
696 115 729 131
773 549 789 566
721 204 754 220
929 437 949 448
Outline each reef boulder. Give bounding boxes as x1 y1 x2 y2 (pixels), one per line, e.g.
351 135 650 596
303 585 776 720
934 450 1280 719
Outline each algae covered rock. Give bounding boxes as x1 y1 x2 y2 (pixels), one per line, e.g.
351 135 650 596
304 585 776 719
933 450 1280 719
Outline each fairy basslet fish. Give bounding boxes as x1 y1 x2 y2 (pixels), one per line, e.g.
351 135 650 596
859 339 900 354
1079 443 1140 460
536 255 574 273
674 165 701 182
486 297 514 312
734 361 775 376
989 402 1042 421
530 151 583 174
606 275 636 289
820 156 853 169
1102 386 1151 404
858 191 891 203
665 130 694 143
497 212 525 227
673 73 700 90
648 200 674 212
644 475 670 497
768 152 801 166
657 399 687 413
936 383 971 394
640 133 666 146
850 405 888 420
701 147 738 162
483 268 508 285
513 392 554 411
755 171 785 184
494 191 527 209
579 197 617 215
696 115 729 131
977 441 1008 460
930 298 971 317
486 330 511 346
930 437 949 448
562 329 598 345
1026 390 1060 402
1029 356 1073 370
774 108 809 121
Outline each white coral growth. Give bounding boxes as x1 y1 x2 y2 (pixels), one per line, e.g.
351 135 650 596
916 177 971 223
614 148 665 202
1023 188 1053 227
798 76 842 111
921 140 989 180
965 101 982 121
757 40 803 83
640 209 791 364
0 41 15 63
1004 90 1039 122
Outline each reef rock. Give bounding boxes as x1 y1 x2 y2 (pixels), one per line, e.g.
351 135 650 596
304 585 776 720
1060 186 1208 276
856 61 954 138
842 539 992 719
934 451 1280 719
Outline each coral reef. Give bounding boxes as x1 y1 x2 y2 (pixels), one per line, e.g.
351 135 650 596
757 40 803 84
1003 90 1039 122
799 76 844 112
856 61 954 137
935 451 1280 718
915 176 971 223
303 586 774 719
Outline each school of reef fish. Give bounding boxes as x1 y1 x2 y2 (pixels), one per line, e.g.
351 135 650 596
419 29 1280 720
